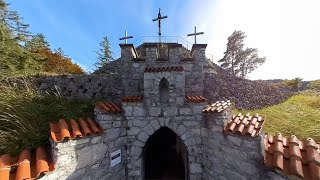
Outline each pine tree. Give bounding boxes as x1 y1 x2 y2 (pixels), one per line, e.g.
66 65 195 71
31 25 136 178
25 33 50 51
219 30 266 78
0 0 41 78
95 36 113 68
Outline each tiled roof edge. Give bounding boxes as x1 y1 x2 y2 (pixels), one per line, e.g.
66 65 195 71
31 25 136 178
144 66 184 73
123 95 144 102
264 133 320 179
223 113 265 137
203 100 232 113
185 95 207 103
95 102 122 114
50 118 103 143
0 146 55 180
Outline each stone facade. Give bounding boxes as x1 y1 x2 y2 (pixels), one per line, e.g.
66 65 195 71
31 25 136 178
36 74 124 102
39 43 293 180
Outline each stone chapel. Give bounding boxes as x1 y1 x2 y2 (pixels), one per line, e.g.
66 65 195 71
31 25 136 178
0 43 319 180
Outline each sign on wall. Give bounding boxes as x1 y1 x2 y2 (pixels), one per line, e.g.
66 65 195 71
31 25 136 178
110 149 121 167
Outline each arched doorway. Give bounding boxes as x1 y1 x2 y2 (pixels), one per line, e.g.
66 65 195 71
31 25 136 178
143 127 188 179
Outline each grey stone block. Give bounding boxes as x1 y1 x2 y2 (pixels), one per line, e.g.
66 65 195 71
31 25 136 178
137 131 149 142
179 108 192 115
225 169 247 180
143 124 153 135
128 127 141 136
227 135 242 146
190 163 202 173
149 107 161 116
150 119 160 131
132 106 146 116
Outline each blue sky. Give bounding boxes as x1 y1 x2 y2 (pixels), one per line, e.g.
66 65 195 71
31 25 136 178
7 0 320 80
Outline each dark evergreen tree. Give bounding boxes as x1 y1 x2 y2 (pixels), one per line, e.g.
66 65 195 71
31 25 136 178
219 30 266 78
25 33 50 51
95 35 113 68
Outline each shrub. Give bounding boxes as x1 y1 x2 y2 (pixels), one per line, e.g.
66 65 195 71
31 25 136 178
0 78 94 155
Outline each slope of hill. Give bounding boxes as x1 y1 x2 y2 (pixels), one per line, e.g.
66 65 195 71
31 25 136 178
239 92 320 141
203 61 293 110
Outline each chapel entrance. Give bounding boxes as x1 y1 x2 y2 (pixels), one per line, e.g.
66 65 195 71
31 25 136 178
144 127 188 180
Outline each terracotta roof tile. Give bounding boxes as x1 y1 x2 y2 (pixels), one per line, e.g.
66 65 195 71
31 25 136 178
265 134 320 179
144 66 184 73
0 146 53 180
50 118 103 143
95 102 122 114
0 154 12 180
224 113 265 137
185 95 207 103
123 95 144 102
203 100 232 113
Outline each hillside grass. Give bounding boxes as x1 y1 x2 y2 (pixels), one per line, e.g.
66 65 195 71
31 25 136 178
239 91 320 142
0 79 95 155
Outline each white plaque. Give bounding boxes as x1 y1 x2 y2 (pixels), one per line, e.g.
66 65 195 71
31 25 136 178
110 149 121 167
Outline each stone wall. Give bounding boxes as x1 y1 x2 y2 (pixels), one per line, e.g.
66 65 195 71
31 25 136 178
42 112 127 180
94 110 127 179
42 136 110 180
36 74 124 102
121 100 206 180
202 110 291 180
144 70 185 107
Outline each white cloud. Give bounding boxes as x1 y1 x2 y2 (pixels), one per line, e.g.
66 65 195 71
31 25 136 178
188 0 320 80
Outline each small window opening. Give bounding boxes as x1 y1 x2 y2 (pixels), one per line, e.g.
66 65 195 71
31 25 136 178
159 78 169 103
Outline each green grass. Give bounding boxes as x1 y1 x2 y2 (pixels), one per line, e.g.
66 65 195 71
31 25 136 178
239 91 320 142
0 78 95 155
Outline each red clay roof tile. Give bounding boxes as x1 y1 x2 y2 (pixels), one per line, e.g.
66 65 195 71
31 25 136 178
0 146 53 180
144 66 184 73
95 102 122 114
35 147 50 178
16 149 31 180
185 95 207 103
79 118 92 136
0 154 12 180
123 95 144 102
203 100 232 113
224 113 265 137
50 118 103 143
70 119 82 138
265 134 320 179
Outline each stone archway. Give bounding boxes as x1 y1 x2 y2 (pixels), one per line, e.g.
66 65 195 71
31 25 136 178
143 127 188 180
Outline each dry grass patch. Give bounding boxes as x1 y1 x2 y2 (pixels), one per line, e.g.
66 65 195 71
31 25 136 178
239 92 320 142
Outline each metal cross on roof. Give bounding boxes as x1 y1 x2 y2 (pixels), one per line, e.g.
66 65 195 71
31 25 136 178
152 8 168 37
187 26 204 44
119 30 133 44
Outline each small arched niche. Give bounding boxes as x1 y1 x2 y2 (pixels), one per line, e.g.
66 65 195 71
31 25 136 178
159 78 169 103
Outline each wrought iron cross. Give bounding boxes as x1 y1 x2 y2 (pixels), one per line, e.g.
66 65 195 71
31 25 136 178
119 30 133 44
187 26 204 44
152 8 167 36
